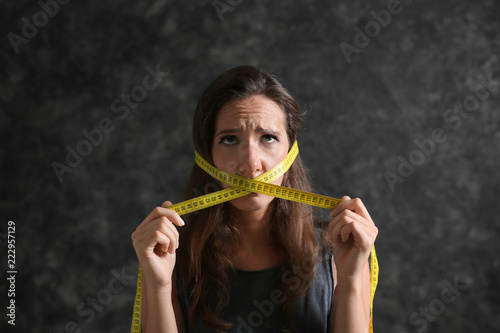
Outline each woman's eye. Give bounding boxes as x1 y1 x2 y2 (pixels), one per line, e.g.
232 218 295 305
221 136 237 145
262 135 278 143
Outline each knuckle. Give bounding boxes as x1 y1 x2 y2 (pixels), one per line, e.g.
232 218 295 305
153 230 166 240
344 210 353 218
159 216 171 225
339 212 351 221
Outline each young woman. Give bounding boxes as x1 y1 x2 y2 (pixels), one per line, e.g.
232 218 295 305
131 65 378 333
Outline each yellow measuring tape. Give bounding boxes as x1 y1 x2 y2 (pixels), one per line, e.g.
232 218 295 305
131 141 378 332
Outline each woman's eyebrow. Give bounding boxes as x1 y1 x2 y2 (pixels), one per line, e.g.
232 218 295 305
214 128 240 137
256 127 281 135
215 127 281 137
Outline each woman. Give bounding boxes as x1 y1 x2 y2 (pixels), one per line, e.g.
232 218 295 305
132 65 378 333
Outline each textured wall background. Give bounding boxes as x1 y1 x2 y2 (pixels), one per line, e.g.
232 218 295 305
1 0 499 332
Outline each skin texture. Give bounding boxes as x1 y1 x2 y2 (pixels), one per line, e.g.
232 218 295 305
212 95 289 213
211 96 290 271
131 95 378 333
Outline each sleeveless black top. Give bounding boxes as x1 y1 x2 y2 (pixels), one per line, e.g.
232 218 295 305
175 249 334 332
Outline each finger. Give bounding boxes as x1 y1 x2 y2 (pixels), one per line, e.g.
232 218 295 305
330 197 372 223
144 206 185 227
133 227 170 257
332 209 376 236
330 214 355 240
152 230 171 254
158 217 180 254
329 195 350 217
133 216 180 252
165 230 177 255
145 228 177 256
328 226 342 248
339 222 354 243
339 222 373 249
331 220 371 251
148 217 180 254
329 210 371 240
329 215 354 247
330 209 373 233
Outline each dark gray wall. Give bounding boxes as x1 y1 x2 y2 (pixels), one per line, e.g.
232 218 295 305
1 0 499 332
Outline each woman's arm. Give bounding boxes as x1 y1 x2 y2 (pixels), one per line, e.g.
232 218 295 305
329 261 371 332
327 196 378 333
141 274 186 333
131 201 186 333
143 283 179 332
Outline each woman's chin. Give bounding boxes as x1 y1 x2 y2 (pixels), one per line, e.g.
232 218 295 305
228 193 275 212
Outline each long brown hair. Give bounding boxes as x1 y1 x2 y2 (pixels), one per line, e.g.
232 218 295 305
178 65 319 332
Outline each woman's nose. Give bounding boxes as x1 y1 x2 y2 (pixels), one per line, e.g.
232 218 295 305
238 143 262 178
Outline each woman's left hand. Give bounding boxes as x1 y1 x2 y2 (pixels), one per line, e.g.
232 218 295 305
328 196 378 281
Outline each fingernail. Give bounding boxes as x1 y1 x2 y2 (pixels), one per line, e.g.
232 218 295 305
180 218 185 226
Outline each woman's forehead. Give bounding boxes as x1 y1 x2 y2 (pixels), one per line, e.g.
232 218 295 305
215 96 287 131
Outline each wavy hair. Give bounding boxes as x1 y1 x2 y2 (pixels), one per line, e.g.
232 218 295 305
177 65 319 332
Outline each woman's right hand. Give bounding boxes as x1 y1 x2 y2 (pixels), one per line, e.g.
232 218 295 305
131 201 185 291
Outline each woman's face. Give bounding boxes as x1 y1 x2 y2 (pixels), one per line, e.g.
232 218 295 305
211 95 290 213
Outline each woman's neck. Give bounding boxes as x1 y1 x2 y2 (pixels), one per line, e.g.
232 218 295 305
229 204 282 270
